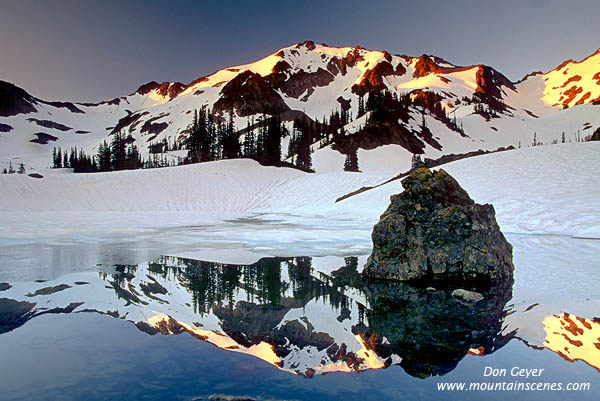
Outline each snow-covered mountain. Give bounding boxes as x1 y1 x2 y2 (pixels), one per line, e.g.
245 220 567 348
1 41 599 171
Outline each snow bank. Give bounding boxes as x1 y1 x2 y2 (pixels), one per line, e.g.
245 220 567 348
1 143 598 240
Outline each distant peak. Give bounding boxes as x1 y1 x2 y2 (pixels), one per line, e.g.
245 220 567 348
133 81 185 99
134 81 161 95
551 47 600 73
295 40 317 51
515 70 543 84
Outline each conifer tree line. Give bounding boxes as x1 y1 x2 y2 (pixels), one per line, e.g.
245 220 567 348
184 108 241 164
44 87 509 175
51 131 145 173
184 108 318 170
1 160 25 175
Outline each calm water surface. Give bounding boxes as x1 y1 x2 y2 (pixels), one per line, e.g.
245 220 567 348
0 234 599 400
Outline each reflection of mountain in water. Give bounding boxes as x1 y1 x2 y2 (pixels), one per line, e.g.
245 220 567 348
0 255 513 377
542 312 600 373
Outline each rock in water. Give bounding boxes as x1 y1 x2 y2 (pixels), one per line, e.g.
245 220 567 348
363 168 513 284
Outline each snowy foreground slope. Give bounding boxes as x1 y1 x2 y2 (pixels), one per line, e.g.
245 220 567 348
1 142 598 241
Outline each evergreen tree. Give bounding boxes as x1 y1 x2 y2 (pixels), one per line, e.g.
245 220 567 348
288 117 313 171
185 109 208 163
56 147 62 168
256 116 266 163
411 153 424 169
357 95 365 118
244 117 256 159
197 108 211 162
207 113 219 161
97 140 111 172
124 144 143 170
110 131 126 170
222 112 240 159
344 147 359 172
8 161 15 174
263 114 285 166
17 162 25 174
69 147 77 170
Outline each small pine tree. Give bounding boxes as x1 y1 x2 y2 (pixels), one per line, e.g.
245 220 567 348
56 147 62 168
244 117 256 159
97 140 111 172
411 153 424 169
344 147 359 172
110 131 127 170
17 162 25 174
222 111 240 160
357 95 365 118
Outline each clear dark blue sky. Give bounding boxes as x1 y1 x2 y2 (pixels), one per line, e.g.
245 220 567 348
1 0 599 102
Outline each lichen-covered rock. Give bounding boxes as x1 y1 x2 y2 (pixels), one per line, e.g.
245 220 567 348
363 168 513 285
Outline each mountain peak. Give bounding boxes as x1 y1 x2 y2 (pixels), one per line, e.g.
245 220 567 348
541 47 600 108
133 81 185 100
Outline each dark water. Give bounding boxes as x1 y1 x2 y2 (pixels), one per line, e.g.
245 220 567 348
0 255 598 400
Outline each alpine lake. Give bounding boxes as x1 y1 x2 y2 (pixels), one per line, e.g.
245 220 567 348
0 216 599 401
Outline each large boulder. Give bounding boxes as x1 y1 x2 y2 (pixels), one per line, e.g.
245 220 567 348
363 168 513 285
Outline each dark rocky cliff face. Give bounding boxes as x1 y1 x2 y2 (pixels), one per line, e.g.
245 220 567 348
363 168 513 285
213 71 290 117
0 80 38 117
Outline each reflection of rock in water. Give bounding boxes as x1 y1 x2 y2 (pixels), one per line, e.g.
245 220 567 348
353 279 514 378
349 168 517 378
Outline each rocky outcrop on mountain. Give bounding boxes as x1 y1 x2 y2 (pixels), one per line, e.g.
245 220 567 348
0 80 38 117
412 55 462 78
110 111 149 136
27 118 72 131
363 168 513 285
266 67 335 99
352 59 405 96
140 114 169 139
213 71 290 116
30 132 59 144
134 80 185 99
473 65 516 112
